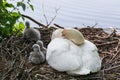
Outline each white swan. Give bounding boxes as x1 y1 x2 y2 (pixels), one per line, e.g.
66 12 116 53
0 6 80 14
62 28 85 46
46 38 82 71
29 44 45 64
51 28 63 40
23 21 41 41
67 40 101 75
46 28 101 75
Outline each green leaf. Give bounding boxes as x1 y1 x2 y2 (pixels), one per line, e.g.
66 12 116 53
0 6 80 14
12 22 25 36
5 3 14 8
11 12 20 17
17 2 26 11
19 22 25 30
1 26 12 37
0 0 34 38
29 4 34 11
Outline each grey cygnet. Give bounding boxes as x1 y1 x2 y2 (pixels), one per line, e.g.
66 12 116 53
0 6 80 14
23 21 41 41
29 44 45 64
36 40 47 56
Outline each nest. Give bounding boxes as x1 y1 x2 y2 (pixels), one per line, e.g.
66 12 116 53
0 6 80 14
0 27 120 80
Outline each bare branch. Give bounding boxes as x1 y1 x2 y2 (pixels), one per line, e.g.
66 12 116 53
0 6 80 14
54 23 64 29
92 23 98 28
21 14 47 28
47 8 60 27
42 4 49 25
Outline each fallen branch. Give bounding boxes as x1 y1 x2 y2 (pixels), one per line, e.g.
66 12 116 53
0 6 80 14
21 14 47 28
54 23 64 29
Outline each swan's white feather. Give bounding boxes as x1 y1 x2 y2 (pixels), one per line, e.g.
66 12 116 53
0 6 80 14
46 38 82 71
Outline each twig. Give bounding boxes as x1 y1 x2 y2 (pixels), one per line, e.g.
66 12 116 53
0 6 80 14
101 69 105 79
28 66 36 73
109 49 120 62
5 36 14 47
21 14 47 28
93 28 117 39
54 23 64 29
0 52 8 67
12 68 23 80
107 28 117 37
1 74 10 80
2 47 12 56
103 65 120 71
81 76 102 79
2 67 17 80
25 67 33 80
35 74 49 80
92 23 98 28
96 40 119 46
108 39 120 62
93 35 109 39
47 8 60 27
42 4 49 25
101 51 112 55
16 45 28 57
19 59 25 68
27 72 32 80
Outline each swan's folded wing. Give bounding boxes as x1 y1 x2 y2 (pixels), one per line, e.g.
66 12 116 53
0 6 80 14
81 40 101 72
46 38 81 71
46 38 70 60
47 54 81 71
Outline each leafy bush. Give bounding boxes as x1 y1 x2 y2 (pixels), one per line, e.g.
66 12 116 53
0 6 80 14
12 22 25 36
0 0 34 38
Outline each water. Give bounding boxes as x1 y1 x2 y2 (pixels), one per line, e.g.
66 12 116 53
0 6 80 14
12 0 120 28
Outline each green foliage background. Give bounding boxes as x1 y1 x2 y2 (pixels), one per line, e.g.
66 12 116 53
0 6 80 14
0 0 34 39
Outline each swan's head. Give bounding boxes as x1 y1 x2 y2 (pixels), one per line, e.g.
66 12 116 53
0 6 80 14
62 28 85 45
32 44 40 51
51 28 64 40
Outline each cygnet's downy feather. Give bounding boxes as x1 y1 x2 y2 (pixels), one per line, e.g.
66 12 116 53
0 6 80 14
36 40 47 56
23 21 41 41
29 44 45 64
